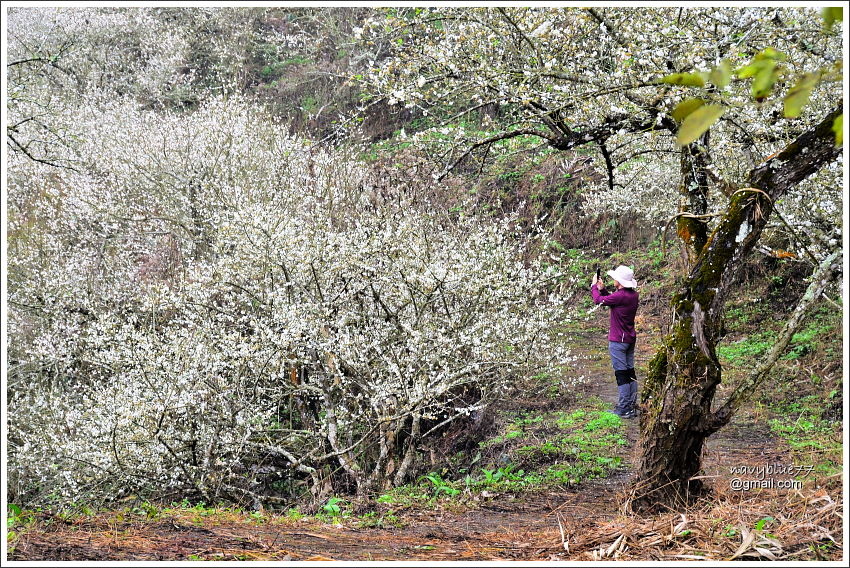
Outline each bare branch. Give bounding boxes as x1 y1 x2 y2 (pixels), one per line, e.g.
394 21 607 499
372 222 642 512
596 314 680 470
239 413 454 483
437 127 554 180
7 131 78 171
598 140 615 191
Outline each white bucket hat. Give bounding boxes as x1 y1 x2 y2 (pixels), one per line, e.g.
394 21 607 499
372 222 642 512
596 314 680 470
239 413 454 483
607 265 637 288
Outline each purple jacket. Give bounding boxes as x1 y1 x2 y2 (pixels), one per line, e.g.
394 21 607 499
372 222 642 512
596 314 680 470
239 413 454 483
591 284 639 344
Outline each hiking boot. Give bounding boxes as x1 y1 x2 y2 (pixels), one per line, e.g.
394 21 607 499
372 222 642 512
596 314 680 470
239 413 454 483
612 383 630 415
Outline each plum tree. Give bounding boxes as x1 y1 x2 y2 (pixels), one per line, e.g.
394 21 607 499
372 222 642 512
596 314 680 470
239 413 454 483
358 5 843 509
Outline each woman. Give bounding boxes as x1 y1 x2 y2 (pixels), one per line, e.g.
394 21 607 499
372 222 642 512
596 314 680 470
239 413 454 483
590 265 639 419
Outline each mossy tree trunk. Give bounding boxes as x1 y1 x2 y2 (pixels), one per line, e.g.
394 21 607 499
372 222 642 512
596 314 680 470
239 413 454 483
629 106 842 512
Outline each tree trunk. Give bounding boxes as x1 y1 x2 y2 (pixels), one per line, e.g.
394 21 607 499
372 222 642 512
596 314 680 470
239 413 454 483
677 131 711 267
629 106 842 512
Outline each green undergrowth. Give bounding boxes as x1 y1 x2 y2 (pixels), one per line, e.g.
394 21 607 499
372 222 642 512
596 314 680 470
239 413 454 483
717 314 838 366
367 398 629 514
767 395 842 478
717 289 842 481
488 405 627 486
6 504 35 555
716 331 775 364
720 278 840 362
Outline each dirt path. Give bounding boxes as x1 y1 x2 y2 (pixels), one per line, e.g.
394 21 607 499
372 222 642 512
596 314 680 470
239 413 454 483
9 318 823 561
11 487 619 561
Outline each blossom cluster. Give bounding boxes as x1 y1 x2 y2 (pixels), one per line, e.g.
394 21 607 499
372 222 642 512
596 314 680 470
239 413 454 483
8 95 575 506
359 6 843 239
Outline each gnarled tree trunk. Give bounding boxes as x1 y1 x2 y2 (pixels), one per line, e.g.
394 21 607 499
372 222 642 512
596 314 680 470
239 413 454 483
629 106 842 512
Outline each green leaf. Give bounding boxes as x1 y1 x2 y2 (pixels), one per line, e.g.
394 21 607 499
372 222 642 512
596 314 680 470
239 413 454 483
735 48 788 101
736 62 763 80
751 60 779 100
661 72 705 87
676 104 725 146
323 496 344 515
832 114 843 146
671 98 705 123
754 516 774 531
783 72 820 118
737 48 785 82
709 60 732 89
754 47 786 61
822 7 843 30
